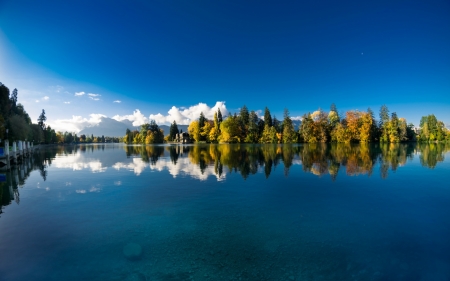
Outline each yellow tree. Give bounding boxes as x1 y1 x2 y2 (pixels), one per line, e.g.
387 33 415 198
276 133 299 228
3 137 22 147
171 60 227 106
359 112 373 142
346 110 361 142
219 116 240 143
201 121 212 142
188 120 201 142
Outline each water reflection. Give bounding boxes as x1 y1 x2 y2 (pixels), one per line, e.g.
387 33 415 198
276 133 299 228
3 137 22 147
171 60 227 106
121 143 449 180
0 148 59 215
1 142 448 212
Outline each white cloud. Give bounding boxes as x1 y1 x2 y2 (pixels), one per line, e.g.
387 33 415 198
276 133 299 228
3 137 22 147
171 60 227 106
148 101 228 125
51 113 106 132
75 91 85 96
49 101 229 133
35 100 39 103
64 101 71 104
292 116 303 121
43 96 49 100
113 100 121 103
88 93 101 101
112 109 148 126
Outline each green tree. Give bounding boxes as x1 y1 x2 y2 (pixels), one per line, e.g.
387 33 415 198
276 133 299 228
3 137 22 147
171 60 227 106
217 108 223 124
219 115 240 143
9 115 31 141
245 110 259 143
282 108 297 143
379 105 390 142
388 112 399 142
169 120 179 141
10 88 18 114
264 107 272 127
239 105 249 139
38 109 47 131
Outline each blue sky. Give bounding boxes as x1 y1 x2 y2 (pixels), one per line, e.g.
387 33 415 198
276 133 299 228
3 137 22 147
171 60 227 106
0 0 449 131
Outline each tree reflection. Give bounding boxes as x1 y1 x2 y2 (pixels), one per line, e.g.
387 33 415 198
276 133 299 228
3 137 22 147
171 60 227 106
129 143 449 180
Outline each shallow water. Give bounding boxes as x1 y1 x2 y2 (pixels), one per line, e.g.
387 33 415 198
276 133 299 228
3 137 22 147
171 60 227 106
0 143 449 281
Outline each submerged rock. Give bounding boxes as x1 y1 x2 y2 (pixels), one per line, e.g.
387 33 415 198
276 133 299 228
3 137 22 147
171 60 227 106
123 243 143 260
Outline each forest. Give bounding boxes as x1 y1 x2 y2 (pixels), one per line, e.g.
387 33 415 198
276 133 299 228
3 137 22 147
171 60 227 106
125 104 450 144
0 82 49 144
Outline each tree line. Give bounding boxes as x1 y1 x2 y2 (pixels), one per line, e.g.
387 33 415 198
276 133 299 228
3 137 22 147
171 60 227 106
0 82 51 144
182 104 449 144
123 120 165 144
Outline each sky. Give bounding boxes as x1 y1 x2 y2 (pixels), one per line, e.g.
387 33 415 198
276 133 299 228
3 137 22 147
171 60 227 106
0 0 449 132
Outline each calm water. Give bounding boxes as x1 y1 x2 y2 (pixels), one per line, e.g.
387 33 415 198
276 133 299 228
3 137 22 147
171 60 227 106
1 143 449 281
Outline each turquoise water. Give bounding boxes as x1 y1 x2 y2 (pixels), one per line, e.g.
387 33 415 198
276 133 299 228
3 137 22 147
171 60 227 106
0 143 449 281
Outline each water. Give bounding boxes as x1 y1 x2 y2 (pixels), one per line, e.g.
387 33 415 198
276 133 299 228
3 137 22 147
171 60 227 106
0 143 449 281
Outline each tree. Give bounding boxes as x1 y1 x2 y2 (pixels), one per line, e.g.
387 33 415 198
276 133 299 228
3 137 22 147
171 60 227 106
346 110 361 142
169 120 179 141
273 115 281 133
38 109 46 130
359 111 373 142
217 108 223 124
282 108 297 143
201 121 212 142
367 107 378 141
328 103 340 128
9 115 31 141
264 107 272 127
388 112 399 142
245 111 259 143
379 105 389 142
0 83 10 119
199 112 206 128
239 105 249 139
299 113 315 142
188 120 201 142
219 115 240 143
10 88 18 114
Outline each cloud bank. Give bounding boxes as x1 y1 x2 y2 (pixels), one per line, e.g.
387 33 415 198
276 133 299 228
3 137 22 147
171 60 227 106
53 114 107 132
112 101 228 126
149 101 228 125
51 101 229 132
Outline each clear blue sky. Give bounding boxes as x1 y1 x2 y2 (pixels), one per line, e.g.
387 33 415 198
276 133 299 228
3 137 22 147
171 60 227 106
0 0 449 130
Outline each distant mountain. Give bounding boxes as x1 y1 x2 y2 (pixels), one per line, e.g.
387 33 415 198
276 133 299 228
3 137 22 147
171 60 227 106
159 124 189 135
292 119 302 130
79 117 137 137
78 117 189 137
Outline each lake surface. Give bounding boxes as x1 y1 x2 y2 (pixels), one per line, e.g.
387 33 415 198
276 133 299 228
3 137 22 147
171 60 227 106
0 143 449 281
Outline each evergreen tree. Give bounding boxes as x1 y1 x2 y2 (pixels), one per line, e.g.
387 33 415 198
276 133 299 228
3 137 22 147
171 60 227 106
264 107 272 127
273 115 281 133
10 88 18 114
245 110 259 143
388 112 399 142
379 105 390 142
169 120 179 141
199 112 206 128
367 107 377 141
282 109 297 143
239 105 249 139
217 108 223 124
38 109 47 130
